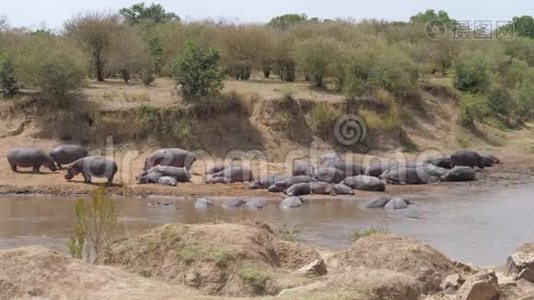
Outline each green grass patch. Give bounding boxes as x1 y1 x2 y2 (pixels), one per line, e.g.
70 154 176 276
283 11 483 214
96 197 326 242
351 226 388 242
176 242 234 267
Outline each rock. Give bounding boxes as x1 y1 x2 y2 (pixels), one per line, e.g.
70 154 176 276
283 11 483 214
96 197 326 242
297 259 328 277
505 243 534 282
194 198 213 210
440 273 465 290
280 196 303 208
457 270 500 300
385 197 411 210
222 198 246 208
245 198 267 209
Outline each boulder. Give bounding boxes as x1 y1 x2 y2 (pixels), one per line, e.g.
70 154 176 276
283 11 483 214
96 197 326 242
505 243 534 282
296 259 328 277
457 270 500 300
280 196 303 208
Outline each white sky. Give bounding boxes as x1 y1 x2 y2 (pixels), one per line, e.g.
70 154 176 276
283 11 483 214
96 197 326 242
1 0 531 30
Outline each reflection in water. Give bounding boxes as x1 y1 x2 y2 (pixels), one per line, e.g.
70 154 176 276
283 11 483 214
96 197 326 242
1 184 533 265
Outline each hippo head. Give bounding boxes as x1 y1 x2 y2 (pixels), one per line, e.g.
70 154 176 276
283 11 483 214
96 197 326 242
44 156 58 172
64 165 80 180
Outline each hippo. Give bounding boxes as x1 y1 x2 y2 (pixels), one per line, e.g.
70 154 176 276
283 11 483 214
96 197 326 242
65 156 117 185
381 167 439 185
440 166 476 182
366 197 391 208
205 164 227 175
248 174 290 190
322 159 364 176
484 154 502 164
309 182 336 195
245 198 267 209
7 148 57 173
222 198 246 208
418 163 448 178
136 171 162 184
158 176 177 186
344 175 386 192
365 161 396 177
286 183 312 197
385 197 411 210
320 152 342 165
144 148 196 171
209 166 254 183
206 176 230 184
292 160 315 176
144 166 192 182
427 156 453 169
450 150 485 169
314 167 345 184
280 196 303 208
49 145 88 169
332 183 354 195
268 175 316 192
194 198 213 210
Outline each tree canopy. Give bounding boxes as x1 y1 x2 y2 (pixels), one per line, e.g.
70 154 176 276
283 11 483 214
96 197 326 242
120 2 180 24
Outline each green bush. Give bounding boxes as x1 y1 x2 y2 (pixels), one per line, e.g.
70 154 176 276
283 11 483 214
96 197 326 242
171 41 224 100
486 85 513 115
293 36 341 87
352 226 388 242
276 58 296 82
13 35 86 103
0 52 18 96
453 56 490 93
458 93 489 126
517 79 534 119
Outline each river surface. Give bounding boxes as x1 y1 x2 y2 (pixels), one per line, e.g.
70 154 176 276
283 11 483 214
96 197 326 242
1 184 534 266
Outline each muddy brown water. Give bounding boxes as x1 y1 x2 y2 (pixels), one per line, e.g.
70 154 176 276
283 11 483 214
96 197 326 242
1 184 534 266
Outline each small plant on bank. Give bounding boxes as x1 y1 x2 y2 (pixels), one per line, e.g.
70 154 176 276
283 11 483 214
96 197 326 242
68 186 118 263
238 267 272 288
351 226 388 242
274 223 303 241
171 41 225 100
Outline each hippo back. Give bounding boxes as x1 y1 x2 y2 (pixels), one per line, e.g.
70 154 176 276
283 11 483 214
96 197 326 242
80 156 117 178
7 148 53 168
145 148 196 170
50 145 88 165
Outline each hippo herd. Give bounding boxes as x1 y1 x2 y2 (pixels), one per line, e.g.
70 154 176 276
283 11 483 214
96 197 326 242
7 145 117 184
6 145 501 209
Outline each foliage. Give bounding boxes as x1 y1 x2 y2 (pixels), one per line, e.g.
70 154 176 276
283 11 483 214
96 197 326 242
171 41 224 99
68 187 118 263
293 36 341 87
410 9 454 25
500 16 534 39
351 226 388 242
176 242 234 266
453 56 489 93
238 268 271 287
13 35 86 103
458 93 489 126
274 223 303 241
65 12 121 81
268 14 308 29
0 52 18 96
308 102 342 138
120 2 179 24
517 79 534 118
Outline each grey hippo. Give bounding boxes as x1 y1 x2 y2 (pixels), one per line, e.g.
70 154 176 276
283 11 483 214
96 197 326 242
332 183 354 195
49 144 88 169
450 150 485 169
322 159 364 177
292 159 315 176
137 171 162 184
344 175 386 192
314 167 345 184
248 174 290 190
426 156 453 169
7 148 57 173
385 197 411 210
144 148 196 171
268 175 316 192
280 196 303 208
194 197 213 210
380 166 440 185
440 166 476 182
286 183 312 197
65 156 118 185
245 198 267 209
143 166 192 182
309 182 336 195
207 166 254 183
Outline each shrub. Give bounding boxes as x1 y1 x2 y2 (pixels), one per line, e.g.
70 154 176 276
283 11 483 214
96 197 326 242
293 36 341 87
486 85 513 115
0 52 18 96
307 102 341 138
453 56 490 93
351 226 388 242
68 187 118 263
276 58 296 82
171 41 224 100
13 35 86 104
458 93 489 126
517 79 534 119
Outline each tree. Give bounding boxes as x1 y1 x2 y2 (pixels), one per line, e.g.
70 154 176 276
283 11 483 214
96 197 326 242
410 9 454 25
268 14 308 29
453 56 489 93
0 16 8 31
293 37 341 88
510 16 534 38
171 41 224 100
64 12 121 81
120 2 179 24
107 25 153 84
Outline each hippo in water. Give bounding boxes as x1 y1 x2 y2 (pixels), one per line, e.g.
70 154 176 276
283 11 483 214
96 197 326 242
144 148 196 171
450 150 485 169
7 148 57 173
49 145 88 169
65 156 118 185
280 196 303 208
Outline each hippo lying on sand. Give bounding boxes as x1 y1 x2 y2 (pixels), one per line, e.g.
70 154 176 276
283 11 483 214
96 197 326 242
207 166 254 183
65 156 117 185
249 174 290 190
286 183 312 197
451 150 485 169
268 175 316 192
143 166 192 182
50 145 88 169
144 148 196 171
440 166 476 182
292 160 315 176
314 167 345 184
7 148 57 173
344 175 385 192
380 166 440 185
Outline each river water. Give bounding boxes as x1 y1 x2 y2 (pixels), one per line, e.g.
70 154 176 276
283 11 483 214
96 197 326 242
1 184 533 266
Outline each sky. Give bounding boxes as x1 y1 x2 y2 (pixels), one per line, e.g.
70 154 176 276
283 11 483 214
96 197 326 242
1 0 532 30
